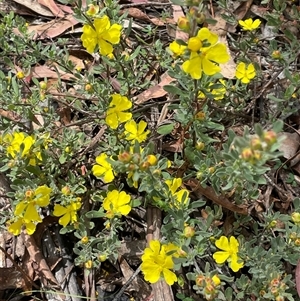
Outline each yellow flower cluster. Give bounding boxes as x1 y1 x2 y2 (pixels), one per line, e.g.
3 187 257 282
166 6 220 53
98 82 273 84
81 15 122 56
8 185 52 235
1 132 40 166
169 28 229 79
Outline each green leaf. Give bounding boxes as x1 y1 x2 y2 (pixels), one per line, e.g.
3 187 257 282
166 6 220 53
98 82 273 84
85 210 105 219
190 200 206 208
163 85 184 96
157 123 174 135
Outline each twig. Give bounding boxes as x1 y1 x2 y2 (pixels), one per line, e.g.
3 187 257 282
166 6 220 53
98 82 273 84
111 265 142 301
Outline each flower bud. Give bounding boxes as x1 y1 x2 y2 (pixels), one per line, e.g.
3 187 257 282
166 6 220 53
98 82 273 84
250 137 262 150
25 190 34 199
81 236 89 244
195 142 205 151
289 232 297 240
84 260 93 269
86 4 99 16
98 254 107 262
253 150 262 161
241 148 253 161
208 167 215 174
140 161 150 171
196 171 203 180
204 283 215 294
275 296 284 301
268 220 277 228
39 81 47 90
85 83 93 92
263 131 277 145
177 17 190 32
272 50 281 59
188 37 202 52
291 212 300 224
195 111 205 121
189 7 206 24
153 169 161 176
177 248 187 257
61 186 71 195
184 226 195 237
16 71 25 79
295 238 300 246
118 152 132 163
147 155 157 166
195 274 205 287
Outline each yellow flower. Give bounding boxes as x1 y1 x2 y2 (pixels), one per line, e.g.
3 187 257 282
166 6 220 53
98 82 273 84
53 200 82 227
165 178 189 204
81 15 122 55
8 217 36 236
213 236 244 272
169 41 186 57
239 18 261 31
105 94 132 129
235 62 256 84
92 153 115 183
182 28 229 79
141 240 177 285
3 132 40 166
124 120 150 143
14 185 52 223
103 190 131 218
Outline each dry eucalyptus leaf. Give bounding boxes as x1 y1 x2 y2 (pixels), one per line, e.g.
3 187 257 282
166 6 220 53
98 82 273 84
278 132 300 164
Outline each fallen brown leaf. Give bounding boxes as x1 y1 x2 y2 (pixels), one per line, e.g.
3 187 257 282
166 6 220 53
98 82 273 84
12 0 54 17
27 14 78 39
134 72 175 104
38 0 64 17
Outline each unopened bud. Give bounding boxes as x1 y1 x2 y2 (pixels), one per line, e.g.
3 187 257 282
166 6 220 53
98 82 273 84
61 186 71 195
195 274 205 287
81 236 89 244
196 142 205 151
86 4 99 16
147 155 157 166
291 212 300 224
263 131 277 145
250 137 262 150
85 83 93 92
39 81 47 90
241 148 253 161
272 50 281 59
16 71 25 79
98 254 107 262
184 226 195 237
195 111 205 121
84 260 93 269
25 190 34 199
118 152 132 163
177 16 190 32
